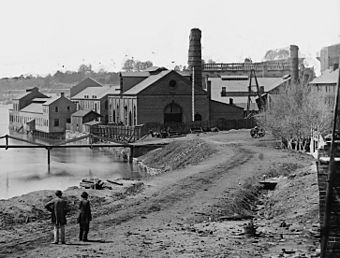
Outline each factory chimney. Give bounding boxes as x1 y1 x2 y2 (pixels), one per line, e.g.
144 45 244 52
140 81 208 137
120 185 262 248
188 28 202 89
290 45 299 84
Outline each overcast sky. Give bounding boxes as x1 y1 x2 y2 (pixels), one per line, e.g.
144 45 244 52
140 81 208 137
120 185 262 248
0 0 339 77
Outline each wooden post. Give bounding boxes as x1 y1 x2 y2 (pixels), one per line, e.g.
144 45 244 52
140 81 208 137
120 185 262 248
129 146 134 163
5 135 8 150
47 148 51 174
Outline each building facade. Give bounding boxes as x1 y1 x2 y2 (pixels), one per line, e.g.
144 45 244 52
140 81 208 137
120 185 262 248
108 70 211 126
9 89 76 138
71 109 101 132
309 68 339 108
70 78 119 124
320 43 340 73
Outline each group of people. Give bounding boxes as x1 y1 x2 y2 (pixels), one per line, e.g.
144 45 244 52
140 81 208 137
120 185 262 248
44 190 92 244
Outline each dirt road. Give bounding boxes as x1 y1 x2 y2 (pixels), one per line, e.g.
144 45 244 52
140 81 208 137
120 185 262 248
0 130 318 257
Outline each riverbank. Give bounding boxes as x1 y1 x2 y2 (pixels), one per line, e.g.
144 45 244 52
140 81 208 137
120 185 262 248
0 129 320 257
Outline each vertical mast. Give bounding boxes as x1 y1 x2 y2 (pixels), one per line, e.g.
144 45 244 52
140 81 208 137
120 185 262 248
192 67 195 122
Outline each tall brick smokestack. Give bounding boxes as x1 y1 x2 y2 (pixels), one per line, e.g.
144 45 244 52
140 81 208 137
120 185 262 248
188 28 202 89
290 45 299 84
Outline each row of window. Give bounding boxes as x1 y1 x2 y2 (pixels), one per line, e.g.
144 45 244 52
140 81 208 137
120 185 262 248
84 95 97 99
9 115 49 127
80 100 99 113
9 115 70 128
109 105 137 126
54 106 71 112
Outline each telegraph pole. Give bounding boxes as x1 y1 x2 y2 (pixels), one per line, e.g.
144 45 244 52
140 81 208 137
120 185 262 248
192 67 195 122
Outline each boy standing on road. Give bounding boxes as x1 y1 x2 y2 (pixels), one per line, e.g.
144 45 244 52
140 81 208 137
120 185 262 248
78 191 92 241
45 190 68 244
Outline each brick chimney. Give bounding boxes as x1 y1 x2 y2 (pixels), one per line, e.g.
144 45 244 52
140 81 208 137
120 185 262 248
188 28 202 89
290 45 299 84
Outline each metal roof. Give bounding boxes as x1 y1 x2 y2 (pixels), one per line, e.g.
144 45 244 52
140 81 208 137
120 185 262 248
42 96 60 106
209 76 286 93
20 103 43 114
72 109 101 117
72 85 120 99
121 71 150 77
309 69 338 85
123 70 172 95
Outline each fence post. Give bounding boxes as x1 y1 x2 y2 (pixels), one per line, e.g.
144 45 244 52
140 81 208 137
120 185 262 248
47 147 51 174
5 135 8 150
129 146 134 163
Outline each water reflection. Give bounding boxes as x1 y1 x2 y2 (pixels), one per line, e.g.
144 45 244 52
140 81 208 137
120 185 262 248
0 104 144 200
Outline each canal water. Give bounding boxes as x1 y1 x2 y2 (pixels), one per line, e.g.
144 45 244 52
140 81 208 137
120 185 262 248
0 104 139 200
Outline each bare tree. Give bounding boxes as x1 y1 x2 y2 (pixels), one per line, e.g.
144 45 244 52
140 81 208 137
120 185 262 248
257 82 332 151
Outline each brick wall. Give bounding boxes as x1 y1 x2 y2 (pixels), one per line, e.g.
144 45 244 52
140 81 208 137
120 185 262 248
137 95 209 124
317 159 340 257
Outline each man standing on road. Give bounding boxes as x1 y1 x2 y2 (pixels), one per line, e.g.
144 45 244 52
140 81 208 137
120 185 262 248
45 190 68 244
78 191 92 242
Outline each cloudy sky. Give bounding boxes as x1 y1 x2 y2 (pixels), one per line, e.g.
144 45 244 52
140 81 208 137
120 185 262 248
0 0 339 77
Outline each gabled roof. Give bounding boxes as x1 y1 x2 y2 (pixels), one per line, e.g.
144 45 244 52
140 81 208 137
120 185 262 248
72 109 101 117
123 70 172 95
309 69 338 84
209 76 287 93
42 96 60 106
20 103 43 113
72 85 120 99
75 77 103 87
13 89 48 100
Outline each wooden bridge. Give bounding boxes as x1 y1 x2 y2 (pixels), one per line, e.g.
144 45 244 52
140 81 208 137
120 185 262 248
0 134 136 173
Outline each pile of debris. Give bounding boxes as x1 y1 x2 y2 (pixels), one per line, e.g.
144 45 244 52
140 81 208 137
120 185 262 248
80 178 123 190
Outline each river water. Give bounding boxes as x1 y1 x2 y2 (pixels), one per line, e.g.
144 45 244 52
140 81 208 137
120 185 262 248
0 104 139 200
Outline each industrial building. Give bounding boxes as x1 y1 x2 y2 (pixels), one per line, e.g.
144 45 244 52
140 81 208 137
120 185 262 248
8 88 76 138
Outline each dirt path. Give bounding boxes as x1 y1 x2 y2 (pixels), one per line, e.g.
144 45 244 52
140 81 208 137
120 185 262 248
1 130 317 258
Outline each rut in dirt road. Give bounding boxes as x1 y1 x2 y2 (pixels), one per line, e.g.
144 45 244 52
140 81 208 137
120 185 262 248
0 146 253 257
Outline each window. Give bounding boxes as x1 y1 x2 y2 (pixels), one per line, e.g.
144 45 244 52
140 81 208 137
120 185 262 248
54 119 59 127
66 118 71 123
169 80 177 89
67 106 70 111
194 113 202 121
55 106 58 112
221 87 227 97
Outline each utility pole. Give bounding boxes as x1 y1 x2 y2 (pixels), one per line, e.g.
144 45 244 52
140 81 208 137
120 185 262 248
192 67 195 122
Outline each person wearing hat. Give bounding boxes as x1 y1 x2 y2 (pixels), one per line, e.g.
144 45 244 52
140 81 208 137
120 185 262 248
45 190 69 244
77 191 92 241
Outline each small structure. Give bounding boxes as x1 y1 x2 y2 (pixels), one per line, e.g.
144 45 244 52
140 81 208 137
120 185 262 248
70 78 119 124
71 109 102 133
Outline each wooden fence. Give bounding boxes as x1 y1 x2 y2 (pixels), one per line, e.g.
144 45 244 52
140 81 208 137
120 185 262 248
90 124 143 143
91 118 256 143
141 118 256 137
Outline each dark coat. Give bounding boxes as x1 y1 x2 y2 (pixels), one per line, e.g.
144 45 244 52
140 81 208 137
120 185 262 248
78 199 92 225
45 197 68 225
